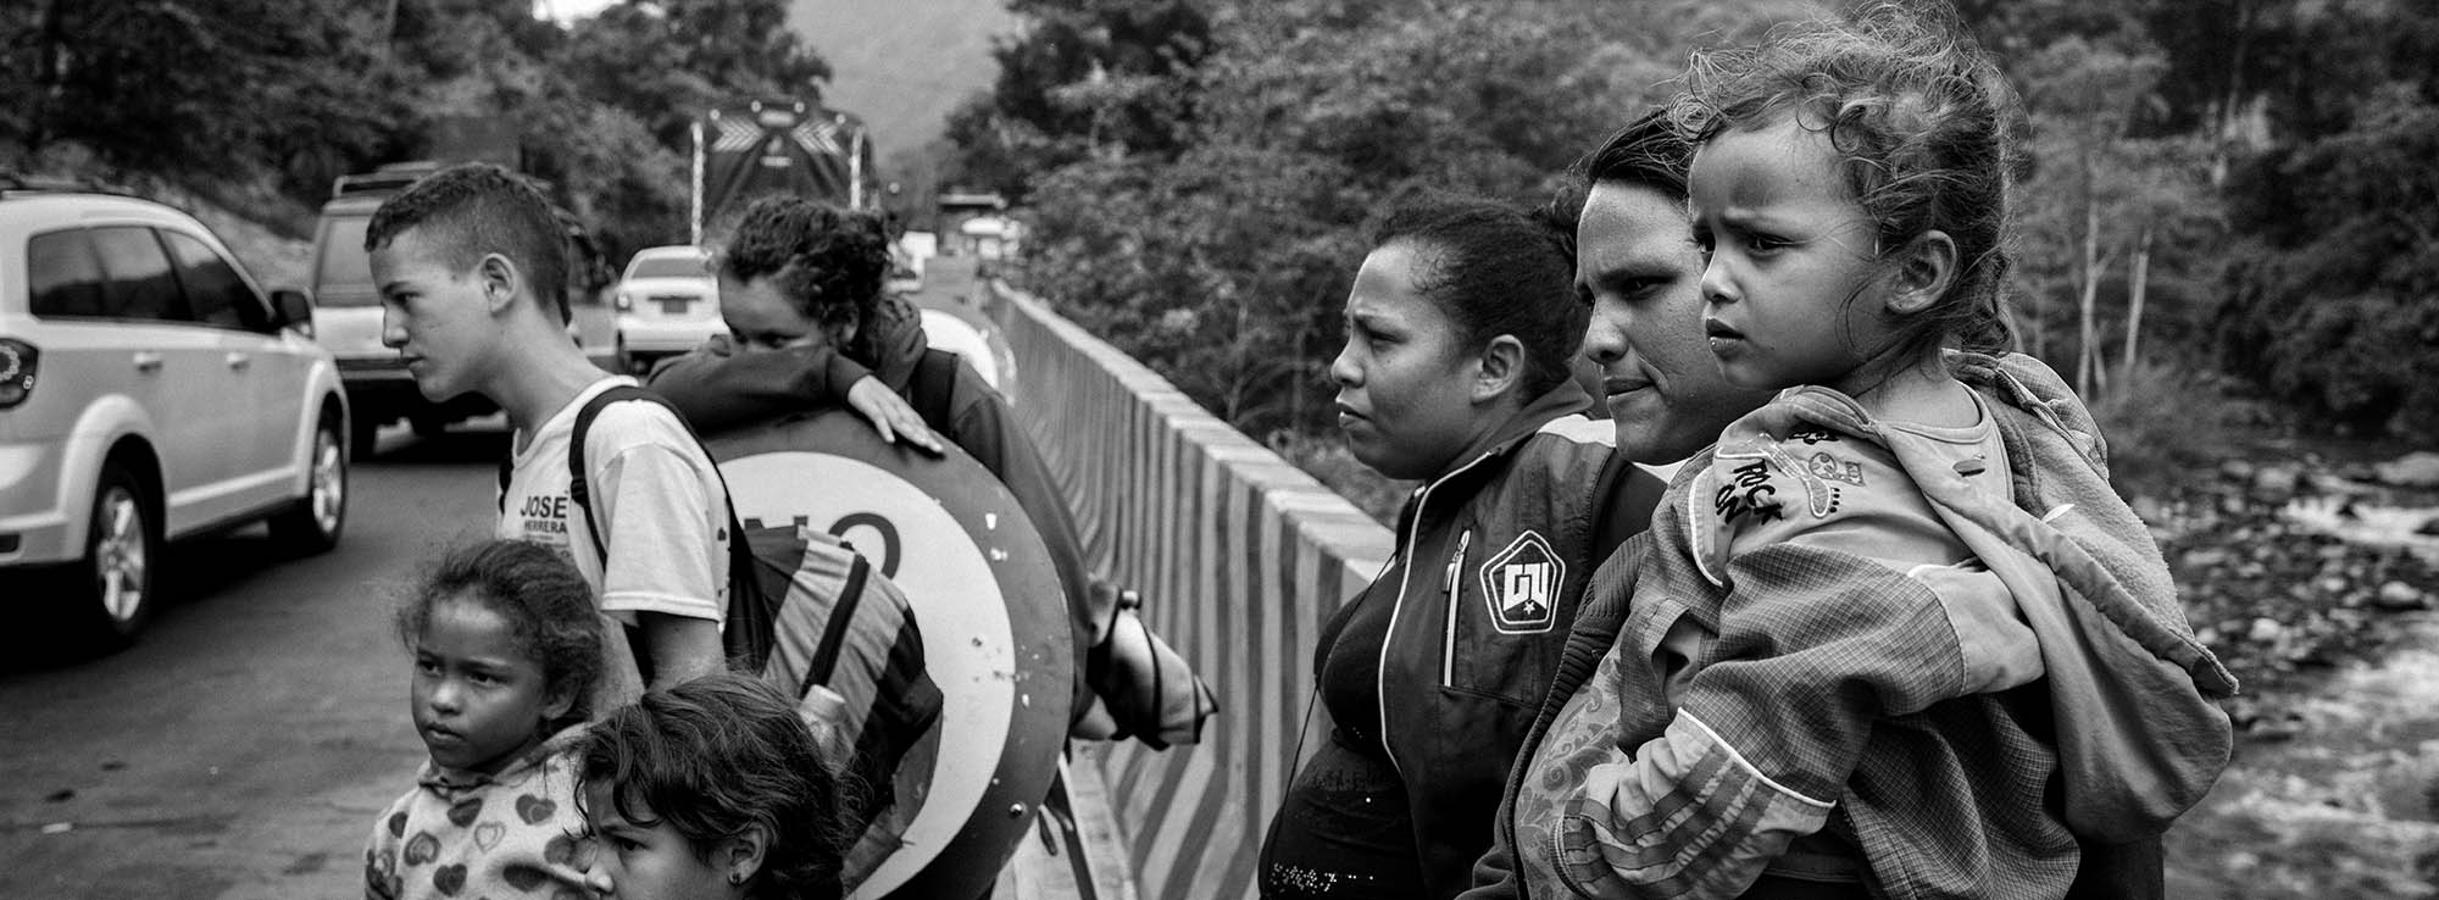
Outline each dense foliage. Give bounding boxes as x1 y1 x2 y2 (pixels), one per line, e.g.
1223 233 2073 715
956 0 2439 455
0 0 833 264
954 0 1802 436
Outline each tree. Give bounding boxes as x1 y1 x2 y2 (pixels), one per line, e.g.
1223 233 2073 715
558 0 832 148
987 0 1814 437
3 0 396 190
943 0 1212 199
2216 84 2439 437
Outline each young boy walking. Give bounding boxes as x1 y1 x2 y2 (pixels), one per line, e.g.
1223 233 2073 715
367 164 727 709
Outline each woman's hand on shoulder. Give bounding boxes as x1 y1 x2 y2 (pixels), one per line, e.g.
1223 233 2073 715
847 376 946 456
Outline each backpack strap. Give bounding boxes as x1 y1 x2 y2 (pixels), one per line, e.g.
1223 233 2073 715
495 455 513 515
909 348 959 434
802 550 872 691
562 383 768 671
566 385 661 564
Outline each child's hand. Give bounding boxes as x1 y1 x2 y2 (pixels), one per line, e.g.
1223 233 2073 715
847 376 946 456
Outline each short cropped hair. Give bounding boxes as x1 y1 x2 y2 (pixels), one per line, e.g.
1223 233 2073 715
364 163 570 322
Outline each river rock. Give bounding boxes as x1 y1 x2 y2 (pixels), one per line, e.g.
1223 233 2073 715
2372 451 2439 488
2374 581 2429 610
2253 465 2303 496
2248 617 2285 642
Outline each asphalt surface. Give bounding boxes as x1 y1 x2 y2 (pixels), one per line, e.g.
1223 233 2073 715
0 261 1002 899
0 425 507 900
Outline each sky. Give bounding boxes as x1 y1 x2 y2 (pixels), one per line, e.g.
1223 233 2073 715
533 0 619 25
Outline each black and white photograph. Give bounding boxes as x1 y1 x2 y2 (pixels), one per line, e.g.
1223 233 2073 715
1 0 2434 898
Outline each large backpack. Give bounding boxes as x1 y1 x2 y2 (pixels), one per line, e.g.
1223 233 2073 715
520 384 943 830
907 348 1217 748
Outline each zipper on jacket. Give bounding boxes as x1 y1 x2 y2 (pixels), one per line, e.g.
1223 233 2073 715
1441 528 1471 688
1377 450 1497 779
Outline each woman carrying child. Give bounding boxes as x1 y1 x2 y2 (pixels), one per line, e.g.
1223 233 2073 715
576 672 860 900
364 540 604 900
1487 6 2236 898
1258 194 1667 899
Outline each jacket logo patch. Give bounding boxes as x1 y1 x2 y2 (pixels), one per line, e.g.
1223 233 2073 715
1805 451 1865 487
1479 531 1564 634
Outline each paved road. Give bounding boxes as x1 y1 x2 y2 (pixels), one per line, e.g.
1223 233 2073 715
0 426 505 900
0 258 1014 899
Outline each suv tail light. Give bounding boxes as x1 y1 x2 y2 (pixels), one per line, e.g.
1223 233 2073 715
0 339 35 408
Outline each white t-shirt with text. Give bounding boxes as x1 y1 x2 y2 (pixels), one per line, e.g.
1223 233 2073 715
497 376 731 629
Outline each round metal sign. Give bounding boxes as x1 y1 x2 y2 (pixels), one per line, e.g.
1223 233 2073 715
704 409 1073 899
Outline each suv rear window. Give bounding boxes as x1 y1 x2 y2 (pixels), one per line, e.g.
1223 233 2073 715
627 256 709 280
28 230 107 318
314 214 377 306
90 226 191 323
164 231 268 331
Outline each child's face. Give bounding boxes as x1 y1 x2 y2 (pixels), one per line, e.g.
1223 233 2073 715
408 592 569 775
1689 116 1896 395
1327 240 1488 480
580 783 739 900
373 228 502 404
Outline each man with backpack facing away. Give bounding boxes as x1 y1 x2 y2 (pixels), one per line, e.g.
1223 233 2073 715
368 164 730 710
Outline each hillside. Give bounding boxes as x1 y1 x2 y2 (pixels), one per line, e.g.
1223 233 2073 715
788 0 1018 162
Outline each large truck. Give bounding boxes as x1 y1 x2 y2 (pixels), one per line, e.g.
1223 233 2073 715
689 98 877 245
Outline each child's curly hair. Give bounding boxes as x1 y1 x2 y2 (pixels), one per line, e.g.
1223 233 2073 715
717 197 895 365
1672 1 2023 361
394 540 603 732
578 673 861 900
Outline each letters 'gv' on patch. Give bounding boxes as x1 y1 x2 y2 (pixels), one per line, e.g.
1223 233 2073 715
1478 531 1564 634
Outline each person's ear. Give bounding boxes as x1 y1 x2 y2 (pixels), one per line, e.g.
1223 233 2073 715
720 826 770 890
1883 229 1957 316
540 681 576 726
478 253 523 317
1473 334 1526 404
832 306 864 350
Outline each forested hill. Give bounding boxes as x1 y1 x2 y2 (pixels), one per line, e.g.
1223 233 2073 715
789 0 1015 159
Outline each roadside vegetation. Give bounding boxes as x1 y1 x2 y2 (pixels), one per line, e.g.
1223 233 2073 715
949 2 2439 895
0 0 833 268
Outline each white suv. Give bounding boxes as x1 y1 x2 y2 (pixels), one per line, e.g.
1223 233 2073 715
613 245 721 372
0 184 350 646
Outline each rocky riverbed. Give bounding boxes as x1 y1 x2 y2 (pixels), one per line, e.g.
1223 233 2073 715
2162 450 2439 898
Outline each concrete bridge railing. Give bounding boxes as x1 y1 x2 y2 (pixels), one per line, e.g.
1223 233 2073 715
985 279 1395 900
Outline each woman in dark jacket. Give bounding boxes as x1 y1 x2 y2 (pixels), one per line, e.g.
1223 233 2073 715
1258 194 1668 900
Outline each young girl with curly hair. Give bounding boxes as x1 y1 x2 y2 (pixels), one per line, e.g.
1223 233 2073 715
576 672 859 900
365 540 605 900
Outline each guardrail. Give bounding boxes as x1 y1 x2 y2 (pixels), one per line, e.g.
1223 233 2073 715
984 278 1394 900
